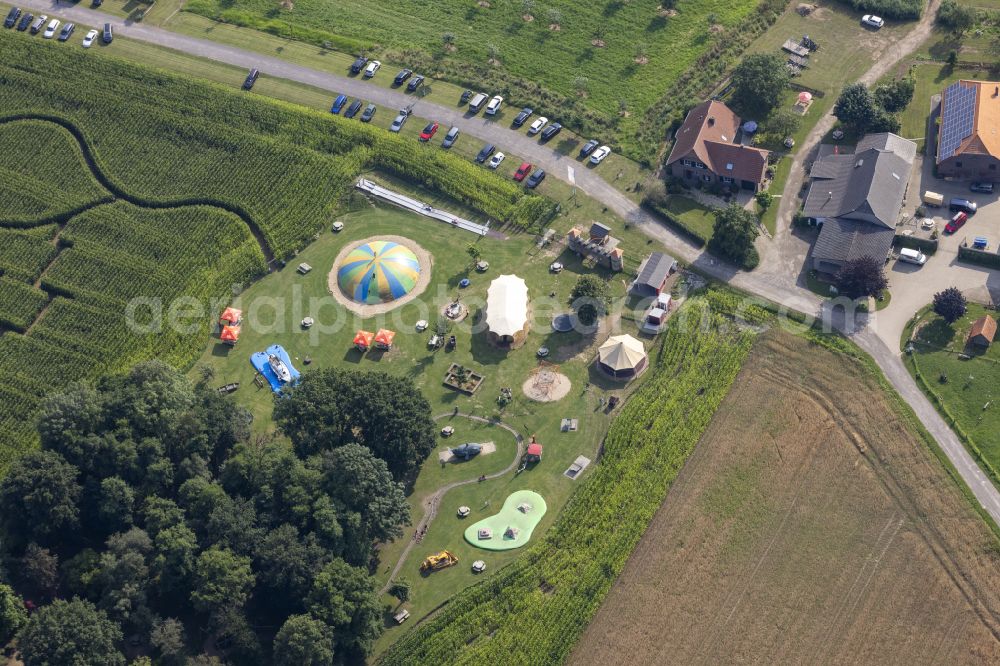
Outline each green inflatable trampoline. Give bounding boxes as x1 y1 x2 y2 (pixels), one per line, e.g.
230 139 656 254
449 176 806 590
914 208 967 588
337 240 421 305
464 490 547 551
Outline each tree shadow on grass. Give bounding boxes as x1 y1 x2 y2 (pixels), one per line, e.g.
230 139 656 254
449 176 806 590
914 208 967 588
552 137 579 156
915 317 956 348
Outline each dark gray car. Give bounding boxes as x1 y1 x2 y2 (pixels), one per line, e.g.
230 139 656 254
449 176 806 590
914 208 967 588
360 104 376 122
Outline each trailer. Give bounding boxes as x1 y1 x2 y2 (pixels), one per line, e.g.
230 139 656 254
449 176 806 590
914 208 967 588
922 191 944 207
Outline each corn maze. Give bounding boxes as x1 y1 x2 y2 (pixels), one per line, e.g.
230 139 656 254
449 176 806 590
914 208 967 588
0 34 553 468
381 292 761 665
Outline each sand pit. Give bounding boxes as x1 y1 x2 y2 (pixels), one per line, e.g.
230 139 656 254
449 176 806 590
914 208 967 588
522 369 571 402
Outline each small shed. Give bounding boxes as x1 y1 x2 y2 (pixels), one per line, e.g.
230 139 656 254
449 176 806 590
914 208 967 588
353 329 374 351
631 252 677 298
968 315 997 348
374 328 396 350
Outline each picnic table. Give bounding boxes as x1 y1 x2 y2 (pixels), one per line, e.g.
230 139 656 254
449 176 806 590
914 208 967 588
782 38 809 57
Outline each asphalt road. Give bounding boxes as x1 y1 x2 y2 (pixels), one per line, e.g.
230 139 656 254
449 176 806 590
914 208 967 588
11 0 1000 525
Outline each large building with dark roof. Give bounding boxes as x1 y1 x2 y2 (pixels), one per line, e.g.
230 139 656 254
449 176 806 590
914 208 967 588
665 100 770 192
937 80 1000 181
803 133 916 274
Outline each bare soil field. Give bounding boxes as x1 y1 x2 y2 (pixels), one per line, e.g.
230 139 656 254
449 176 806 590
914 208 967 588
572 331 1000 665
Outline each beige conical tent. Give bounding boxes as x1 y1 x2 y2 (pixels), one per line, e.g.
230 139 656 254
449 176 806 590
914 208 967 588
597 334 648 379
485 274 530 348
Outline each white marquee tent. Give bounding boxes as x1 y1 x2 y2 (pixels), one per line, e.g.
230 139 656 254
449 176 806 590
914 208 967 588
486 274 529 347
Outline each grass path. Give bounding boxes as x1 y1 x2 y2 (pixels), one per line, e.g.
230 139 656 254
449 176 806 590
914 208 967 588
379 412 524 594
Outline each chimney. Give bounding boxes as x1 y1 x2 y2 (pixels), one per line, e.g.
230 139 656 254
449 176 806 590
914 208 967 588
994 85 998 97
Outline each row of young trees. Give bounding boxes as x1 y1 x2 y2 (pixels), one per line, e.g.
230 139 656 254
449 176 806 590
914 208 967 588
0 362 436 665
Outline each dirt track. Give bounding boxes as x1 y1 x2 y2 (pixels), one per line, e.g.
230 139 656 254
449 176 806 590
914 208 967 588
571 330 1000 665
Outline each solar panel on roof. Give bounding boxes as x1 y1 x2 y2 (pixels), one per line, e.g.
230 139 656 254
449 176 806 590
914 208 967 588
940 82 976 161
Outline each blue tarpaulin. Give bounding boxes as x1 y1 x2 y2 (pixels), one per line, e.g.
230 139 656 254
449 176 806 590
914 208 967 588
250 344 300 393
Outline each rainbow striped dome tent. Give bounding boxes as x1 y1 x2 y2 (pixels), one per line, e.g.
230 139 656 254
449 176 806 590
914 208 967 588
337 240 421 304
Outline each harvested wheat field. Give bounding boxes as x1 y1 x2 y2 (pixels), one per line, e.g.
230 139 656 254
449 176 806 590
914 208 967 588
572 331 1000 665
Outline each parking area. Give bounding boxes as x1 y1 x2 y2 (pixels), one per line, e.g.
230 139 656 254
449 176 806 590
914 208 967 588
872 155 1000 347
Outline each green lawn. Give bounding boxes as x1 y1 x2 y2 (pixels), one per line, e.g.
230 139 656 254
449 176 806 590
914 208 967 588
898 62 989 153
907 303 1000 483
188 197 657 655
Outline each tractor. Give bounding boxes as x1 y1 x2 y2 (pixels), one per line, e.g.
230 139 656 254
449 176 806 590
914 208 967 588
420 550 458 572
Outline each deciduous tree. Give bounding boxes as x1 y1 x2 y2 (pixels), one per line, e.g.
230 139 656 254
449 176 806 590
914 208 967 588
834 256 888 300
18 598 125 666
731 53 790 115
274 369 435 479
933 286 967 323
710 204 760 268
273 614 335 666
570 275 612 326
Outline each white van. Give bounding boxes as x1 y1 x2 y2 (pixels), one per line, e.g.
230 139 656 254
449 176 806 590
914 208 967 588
485 95 503 115
898 248 927 265
469 92 488 113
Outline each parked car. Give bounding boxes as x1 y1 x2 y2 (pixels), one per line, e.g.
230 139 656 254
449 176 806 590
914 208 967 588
102 22 112 43
861 14 884 29
344 99 363 118
512 107 533 127
82 29 98 47
406 75 425 92
242 68 259 90
42 18 59 38
485 95 503 115
525 169 546 188
460 89 473 104
4 7 21 29
58 23 75 42
330 94 348 114
350 56 368 74
949 197 978 214
513 162 533 181
442 126 460 148
973 236 989 250
945 211 968 234
488 152 505 169
475 143 496 163
971 182 994 194
419 122 440 141
579 139 599 157
540 122 562 141
30 15 47 34
16 12 32 31
898 248 927 265
390 109 410 132
527 116 548 135
92 0 103 6
363 60 381 78
393 68 412 86
589 145 611 165
469 92 488 113
360 103 376 122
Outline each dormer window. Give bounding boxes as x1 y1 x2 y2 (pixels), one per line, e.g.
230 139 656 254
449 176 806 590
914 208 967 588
725 163 734 171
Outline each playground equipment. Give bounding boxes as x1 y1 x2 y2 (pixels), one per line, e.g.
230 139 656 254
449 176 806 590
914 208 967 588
420 550 458 572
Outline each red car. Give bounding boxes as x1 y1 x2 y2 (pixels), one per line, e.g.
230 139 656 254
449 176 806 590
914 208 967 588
513 162 533 181
945 211 968 234
419 122 440 141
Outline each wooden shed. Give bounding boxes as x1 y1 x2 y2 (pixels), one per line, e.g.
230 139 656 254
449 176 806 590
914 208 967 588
968 315 997 348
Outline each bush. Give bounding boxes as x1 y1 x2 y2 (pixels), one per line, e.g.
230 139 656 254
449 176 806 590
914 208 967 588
843 0 922 20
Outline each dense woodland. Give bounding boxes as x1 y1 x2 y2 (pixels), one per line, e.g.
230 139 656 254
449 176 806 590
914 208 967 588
0 362 435 665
